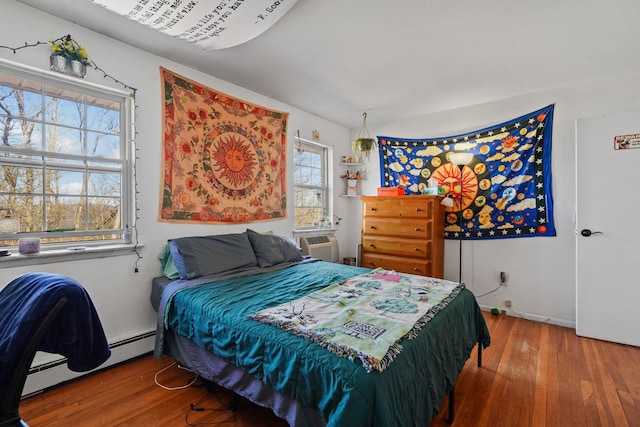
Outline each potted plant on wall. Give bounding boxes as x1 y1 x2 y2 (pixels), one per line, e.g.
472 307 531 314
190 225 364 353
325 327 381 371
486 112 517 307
49 35 89 78
352 112 377 161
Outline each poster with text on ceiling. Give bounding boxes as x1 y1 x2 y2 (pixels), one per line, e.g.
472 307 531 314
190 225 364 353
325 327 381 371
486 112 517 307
89 0 298 49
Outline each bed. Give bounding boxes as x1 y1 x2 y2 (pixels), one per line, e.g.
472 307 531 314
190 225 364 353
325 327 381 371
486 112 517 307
151 230 490 426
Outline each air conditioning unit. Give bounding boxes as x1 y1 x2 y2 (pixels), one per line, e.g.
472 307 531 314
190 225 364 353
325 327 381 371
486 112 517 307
299 235 339 263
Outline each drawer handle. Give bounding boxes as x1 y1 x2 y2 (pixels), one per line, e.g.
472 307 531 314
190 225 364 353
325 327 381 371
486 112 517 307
414 228 420 231
414 248 420 252
415 208 422 212
370 207 377 211
413 267 419 271
369 244 376 248
370 226 376 230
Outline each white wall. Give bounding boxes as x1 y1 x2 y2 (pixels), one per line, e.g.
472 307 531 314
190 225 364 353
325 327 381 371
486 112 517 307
1 0 352 392
354 72 640 327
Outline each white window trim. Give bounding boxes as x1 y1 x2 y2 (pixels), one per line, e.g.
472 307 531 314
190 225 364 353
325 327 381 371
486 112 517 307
0 242 141 267
0 58 135 257
293 136 333 230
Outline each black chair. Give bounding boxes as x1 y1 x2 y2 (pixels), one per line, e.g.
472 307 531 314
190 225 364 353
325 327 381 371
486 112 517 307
0 273 111 427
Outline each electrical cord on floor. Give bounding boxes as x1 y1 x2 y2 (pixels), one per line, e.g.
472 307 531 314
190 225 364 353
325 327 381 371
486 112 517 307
185 388 237 426
154 361 200 390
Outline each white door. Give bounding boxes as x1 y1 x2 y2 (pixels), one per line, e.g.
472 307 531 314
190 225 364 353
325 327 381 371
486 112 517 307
576 110 640 346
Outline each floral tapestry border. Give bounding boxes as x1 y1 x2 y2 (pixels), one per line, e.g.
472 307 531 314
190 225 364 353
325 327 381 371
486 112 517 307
159 67 288 224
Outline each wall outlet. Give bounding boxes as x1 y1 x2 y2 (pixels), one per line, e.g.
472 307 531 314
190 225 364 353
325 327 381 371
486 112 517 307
505 299 512 308
500 271 507 285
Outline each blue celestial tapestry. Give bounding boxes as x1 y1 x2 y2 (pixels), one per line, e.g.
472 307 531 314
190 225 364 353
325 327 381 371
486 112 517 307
378 104 555 240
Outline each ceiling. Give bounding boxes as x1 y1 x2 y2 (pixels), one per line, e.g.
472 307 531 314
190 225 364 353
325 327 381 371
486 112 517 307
16 0 640 128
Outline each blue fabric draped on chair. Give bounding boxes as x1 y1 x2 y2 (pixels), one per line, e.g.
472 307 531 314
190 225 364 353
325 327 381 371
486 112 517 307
0 272 111 427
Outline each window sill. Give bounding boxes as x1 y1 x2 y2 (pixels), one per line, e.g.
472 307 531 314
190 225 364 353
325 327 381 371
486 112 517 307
0 243 142 268
292 228 337 238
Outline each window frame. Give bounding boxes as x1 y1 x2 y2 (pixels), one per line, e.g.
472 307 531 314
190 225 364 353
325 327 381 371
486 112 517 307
293 137 329 229
0 58 134 249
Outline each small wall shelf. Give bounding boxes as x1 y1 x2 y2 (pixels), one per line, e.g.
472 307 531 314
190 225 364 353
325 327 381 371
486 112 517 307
338 157 365 197
339 164 366 180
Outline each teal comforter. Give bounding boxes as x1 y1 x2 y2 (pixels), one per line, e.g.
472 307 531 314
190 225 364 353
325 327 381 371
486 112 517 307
164 261 490 426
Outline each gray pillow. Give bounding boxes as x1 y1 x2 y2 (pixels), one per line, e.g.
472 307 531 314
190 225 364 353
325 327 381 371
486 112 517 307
246 229 303 268
168 232 258 280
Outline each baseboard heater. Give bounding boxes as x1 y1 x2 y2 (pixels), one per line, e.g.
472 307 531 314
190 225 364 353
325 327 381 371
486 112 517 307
299 235 339 263
28 330 156 375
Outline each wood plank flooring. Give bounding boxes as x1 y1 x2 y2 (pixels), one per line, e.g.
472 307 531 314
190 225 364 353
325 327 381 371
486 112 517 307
19 311 640 426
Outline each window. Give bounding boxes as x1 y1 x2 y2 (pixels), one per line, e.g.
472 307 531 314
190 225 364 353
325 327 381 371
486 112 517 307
0 60 133 248
293 138 327 228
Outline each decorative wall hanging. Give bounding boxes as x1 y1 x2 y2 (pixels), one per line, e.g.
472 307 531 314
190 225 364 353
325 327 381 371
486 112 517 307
89 0 298 50
49 35 89 78
378 104 556 240
159 67 288 224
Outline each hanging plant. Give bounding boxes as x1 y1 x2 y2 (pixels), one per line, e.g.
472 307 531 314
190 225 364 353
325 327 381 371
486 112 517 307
50 35 89 63
49 35 89 78
352 112 377 162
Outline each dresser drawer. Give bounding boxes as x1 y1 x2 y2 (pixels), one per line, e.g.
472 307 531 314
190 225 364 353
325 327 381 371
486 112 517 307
362 196 435 219
362 235 431 258
360 195 444 279
360 253 433 277
362 217 432 239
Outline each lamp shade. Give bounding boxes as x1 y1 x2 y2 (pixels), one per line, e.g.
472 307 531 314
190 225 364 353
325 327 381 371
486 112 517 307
440 195 455 207
449 152 474 166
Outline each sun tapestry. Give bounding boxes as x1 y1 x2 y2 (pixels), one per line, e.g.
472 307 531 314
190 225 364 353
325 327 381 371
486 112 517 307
378 104 556 240
159 67 288 224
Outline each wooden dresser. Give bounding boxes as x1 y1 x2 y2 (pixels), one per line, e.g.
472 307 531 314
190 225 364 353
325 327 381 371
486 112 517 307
360 196 445 278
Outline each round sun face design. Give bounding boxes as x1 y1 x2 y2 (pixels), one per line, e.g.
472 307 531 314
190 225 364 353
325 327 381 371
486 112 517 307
202 123 265 199
226 149 245 172
211 133 257 189
419 152 491 225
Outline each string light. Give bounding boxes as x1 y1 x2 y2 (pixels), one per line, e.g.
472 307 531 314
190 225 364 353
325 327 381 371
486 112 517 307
0 40 47 54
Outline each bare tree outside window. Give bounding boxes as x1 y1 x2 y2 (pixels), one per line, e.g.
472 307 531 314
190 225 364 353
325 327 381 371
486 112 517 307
0 62 132 248
293 139 327 228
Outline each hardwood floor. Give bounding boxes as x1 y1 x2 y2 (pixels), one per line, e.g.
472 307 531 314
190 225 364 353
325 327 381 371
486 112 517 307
19 311 640 426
